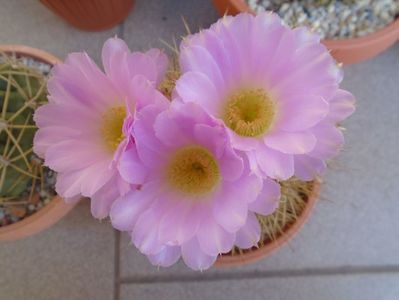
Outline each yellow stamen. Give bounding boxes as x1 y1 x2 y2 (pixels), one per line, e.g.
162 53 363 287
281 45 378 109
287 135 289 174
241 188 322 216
166 146 220 196
101 106 126 152
223 89 276 137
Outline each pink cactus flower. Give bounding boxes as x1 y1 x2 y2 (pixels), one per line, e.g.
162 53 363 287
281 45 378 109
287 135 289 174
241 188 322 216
110 102 281 270
175 13 355 181
34 37 168 218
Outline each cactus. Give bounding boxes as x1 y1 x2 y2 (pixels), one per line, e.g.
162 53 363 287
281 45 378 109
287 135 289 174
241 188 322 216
0 52 48 205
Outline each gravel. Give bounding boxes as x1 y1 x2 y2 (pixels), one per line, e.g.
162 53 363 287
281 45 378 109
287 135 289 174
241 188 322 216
246 0 399 39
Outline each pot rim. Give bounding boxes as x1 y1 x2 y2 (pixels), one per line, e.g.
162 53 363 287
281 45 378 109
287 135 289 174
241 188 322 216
0 44 77 241
215 179 321 267
220 0 399 46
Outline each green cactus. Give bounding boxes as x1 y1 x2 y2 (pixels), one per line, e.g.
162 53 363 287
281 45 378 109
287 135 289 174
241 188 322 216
0 53 48 204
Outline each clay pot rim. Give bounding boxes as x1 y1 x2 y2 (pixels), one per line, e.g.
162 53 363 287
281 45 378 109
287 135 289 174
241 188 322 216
215 179 321 267
219 0 399 48
0 196 76 240
0 44 76 241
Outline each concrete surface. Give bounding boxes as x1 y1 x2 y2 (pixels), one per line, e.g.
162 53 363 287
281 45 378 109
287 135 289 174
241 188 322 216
0 0 398 299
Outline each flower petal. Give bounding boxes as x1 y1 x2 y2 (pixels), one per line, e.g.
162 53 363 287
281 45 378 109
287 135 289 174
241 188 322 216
197 216 235 256
118 146 149 184
213 182 248 233
175 71 221 116
147 245 181 268
327 89 356 123
90 176 123 219
110 186 156 231
144 48 169 86
181 238 217 271
255 146 294 180
265 131 316 155
276 95 329 131
235 212 261 249
309 124 344 160
248 177 280 215
294 155 326 181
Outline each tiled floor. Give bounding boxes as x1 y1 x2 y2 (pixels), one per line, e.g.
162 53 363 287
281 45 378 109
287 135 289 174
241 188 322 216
0 0 398 299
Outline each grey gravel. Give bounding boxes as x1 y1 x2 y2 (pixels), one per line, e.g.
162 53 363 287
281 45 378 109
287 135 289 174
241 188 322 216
246 0 399 39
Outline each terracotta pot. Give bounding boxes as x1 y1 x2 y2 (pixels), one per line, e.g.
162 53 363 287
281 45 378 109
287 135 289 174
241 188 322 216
40 0 134 32
215 179 321 267
212 0 399 64
0 45 77 241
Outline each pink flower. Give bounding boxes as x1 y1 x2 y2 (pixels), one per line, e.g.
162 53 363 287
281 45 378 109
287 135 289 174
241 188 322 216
33 37 168 218
110 102 280 270
175 13 355 181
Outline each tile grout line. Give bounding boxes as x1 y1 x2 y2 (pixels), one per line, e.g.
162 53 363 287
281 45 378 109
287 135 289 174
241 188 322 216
113 229 121 300
119 265 399 285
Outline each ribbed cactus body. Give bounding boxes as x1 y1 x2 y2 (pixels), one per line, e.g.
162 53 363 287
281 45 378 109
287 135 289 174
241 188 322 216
0 55 47 201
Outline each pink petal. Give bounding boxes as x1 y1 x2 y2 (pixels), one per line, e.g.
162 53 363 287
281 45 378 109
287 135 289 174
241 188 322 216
118 146 149 184
102 37 130 77
131 206 164 255
264 131 316 154
181 238 217 271
255 146 294 180
34 103 99 131
110 188 155 231
129 75 170 112
193 124 227 158
309 124 344 160
213 182 248 233
55 171 82 199
79 161 115 197
327 89 356 123
183 29 236 90
153 108 191 148
147 245 181 268
229 130 261 151
158 199 202 245
144 48 169 86
294 155 327 181
33 126 79 158
134 105 168 168
276 95 329 131
197 216 235 256
90 176 123 219
55 161 114 199
248 177 280 215
44 139 109 173
175 71 221 116
63 52 118 107
180 45 225 89
235 212 261 249
127 52 158 85
218 145 244 181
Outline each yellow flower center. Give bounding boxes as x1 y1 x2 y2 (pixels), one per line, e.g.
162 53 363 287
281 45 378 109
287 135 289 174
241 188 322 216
223 89 276 137
101 106 126 152
166 146 220 196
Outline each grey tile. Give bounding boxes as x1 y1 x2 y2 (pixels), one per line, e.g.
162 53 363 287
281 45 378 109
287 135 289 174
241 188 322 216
119 43 399 276
122 0 219 53
0 202 115 300
120 274 399 300
0 0 120 63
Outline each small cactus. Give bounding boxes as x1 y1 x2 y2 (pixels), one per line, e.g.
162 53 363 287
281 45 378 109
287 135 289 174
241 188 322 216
0 52 48 205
